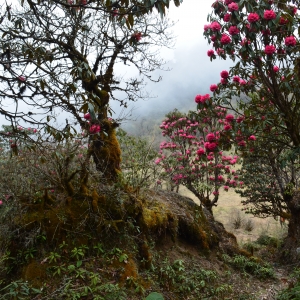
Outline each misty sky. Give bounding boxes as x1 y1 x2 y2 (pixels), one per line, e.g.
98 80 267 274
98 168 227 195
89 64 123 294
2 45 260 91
116 0 232 131
1 0 233 132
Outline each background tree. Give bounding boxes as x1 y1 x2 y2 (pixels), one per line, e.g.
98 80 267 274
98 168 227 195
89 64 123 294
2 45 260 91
0 0 181 180
203 0 300 260
156 102 241 213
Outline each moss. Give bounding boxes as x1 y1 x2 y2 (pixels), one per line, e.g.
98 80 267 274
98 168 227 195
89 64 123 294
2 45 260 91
22 260 47 287
119 257 138 283
92 189 99 212
92 124 121 181
139 238 153 270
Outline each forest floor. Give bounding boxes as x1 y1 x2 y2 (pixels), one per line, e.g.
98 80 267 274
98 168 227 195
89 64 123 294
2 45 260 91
178 186 292 299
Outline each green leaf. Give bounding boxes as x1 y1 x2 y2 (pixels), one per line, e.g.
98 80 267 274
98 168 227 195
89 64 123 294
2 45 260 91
76 260 82 267
88 103 97 121
145 292 165 300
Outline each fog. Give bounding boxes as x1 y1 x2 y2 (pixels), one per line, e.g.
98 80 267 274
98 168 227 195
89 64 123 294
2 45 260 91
1 0 233 134
113 0 232 133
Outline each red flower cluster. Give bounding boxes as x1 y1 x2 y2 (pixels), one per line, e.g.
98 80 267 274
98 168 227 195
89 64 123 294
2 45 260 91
279 16 288 25
195 94 211 104
220 34 231 44
264 45 276 55
233 75 240 82
225 114 234 122
228 26 240 35
84 113 91 120
247 12 260 23
210 84 218 92
264 10 276 20
220 70 229 78
132 32 142 42
18 76 26 82
223 13 231 22
228 2 238 11
210 21 221 31
285 36 297 46
207 49 215 57
89 124 101 134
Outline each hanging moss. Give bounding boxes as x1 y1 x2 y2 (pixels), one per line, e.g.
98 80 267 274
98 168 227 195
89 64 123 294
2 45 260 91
92 120 121 181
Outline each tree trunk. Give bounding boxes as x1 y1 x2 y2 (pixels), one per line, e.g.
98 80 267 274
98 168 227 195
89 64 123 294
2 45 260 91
280 191 300 263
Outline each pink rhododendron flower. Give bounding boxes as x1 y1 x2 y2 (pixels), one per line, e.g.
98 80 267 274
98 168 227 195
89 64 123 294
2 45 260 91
264 45 276 55
233 75 240 82
228 2 238 11
211 35 217 42
220 70 229 79
224 185 229 191
279 16 288 25
264 10 276 20
205 142 218 151
210 84 218 92
220 78 228 85
210 21 221 31
228 26 240 35
84 113 91 120
238 140 246 147
202 94 210 102
0 200 2 205
225 114 234 122
289 6 297 15
273 66 279 72
223 13 231 22
204 24 211 31
225 0 234 4
236 116 244 123
89 124 101 134
197 147 205 155
207 49 215 57
194 95 202 103
262 29 271 36
224 124 232 130
285 36 297 46
212 191 219 196
18 76 26 82
216 48 224 55
218 175 224 181
247 12 260 23
132 32 142 42
239 79 247 85
248 135 256 141
206 133 216 142
220 34 231 44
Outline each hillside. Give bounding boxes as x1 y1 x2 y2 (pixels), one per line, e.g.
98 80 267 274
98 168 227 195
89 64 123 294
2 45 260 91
0 184 287 300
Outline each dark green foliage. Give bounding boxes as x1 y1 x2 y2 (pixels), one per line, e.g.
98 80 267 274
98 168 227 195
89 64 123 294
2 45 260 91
222 254 275 279
235 155 288 219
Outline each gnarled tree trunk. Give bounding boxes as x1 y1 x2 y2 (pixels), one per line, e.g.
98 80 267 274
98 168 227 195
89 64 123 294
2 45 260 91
280 191 300 262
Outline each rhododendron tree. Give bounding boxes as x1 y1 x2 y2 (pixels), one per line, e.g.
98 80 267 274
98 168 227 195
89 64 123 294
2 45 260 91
0 0 180 180
156 104 241 213
204 0 300 260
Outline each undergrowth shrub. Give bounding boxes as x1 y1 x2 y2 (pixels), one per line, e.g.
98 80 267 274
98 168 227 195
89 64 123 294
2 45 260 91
222 254 275 279
277 268 300 300
117 128 162 190
256 234 279 248
244 219 254 232
230 209 244 229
